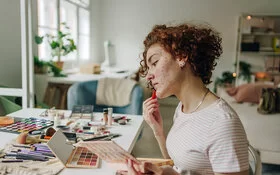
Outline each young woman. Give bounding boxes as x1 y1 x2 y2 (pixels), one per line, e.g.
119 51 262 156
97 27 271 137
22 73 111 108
126 24 249 175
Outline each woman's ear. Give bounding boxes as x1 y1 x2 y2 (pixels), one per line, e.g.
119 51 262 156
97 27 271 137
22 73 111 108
176 56 188 68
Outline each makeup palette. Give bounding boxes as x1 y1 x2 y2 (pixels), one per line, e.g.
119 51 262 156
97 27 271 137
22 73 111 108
66 147 99 168
70 105 94 120
0 117 53 134
47 129 100 168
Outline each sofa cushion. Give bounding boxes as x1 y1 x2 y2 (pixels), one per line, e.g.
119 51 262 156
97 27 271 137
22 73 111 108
226 83 275 103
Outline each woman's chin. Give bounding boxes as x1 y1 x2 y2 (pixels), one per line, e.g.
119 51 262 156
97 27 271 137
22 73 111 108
156 91 168 99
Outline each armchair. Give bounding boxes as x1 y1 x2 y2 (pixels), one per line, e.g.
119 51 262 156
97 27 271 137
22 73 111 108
67 80 143 115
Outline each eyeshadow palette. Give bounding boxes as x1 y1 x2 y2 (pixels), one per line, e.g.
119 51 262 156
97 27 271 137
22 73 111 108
0 117 53 134
70 105 94 120
47 129 100 168
66 146 99 168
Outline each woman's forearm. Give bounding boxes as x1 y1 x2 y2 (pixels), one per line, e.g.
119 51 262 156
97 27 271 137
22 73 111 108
155 133 170 159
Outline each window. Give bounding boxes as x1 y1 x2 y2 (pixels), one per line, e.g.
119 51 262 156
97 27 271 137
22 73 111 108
37 0 90 64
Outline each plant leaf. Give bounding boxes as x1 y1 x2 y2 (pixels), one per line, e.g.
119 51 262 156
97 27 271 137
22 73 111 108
50 41 59 49
35 35 44 44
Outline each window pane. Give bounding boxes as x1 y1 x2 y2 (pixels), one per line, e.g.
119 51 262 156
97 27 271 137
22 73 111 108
79 35 90 60
80 0 90 7
79 8 89 35
37 0 90 65
37 0 57 28
60 0 77 39
38 28 57 61
62 50 77 61
60 0 78 62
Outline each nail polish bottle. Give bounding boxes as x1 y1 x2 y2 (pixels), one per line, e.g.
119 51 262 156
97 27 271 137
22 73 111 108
108 108 113 126
103 108 108 125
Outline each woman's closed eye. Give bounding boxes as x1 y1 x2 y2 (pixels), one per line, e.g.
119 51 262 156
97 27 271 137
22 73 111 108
152 60 159 67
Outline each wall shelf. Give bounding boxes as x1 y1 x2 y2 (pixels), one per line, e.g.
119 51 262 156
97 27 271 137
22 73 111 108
268 72 280 76
240 51 280 56
242 33 280 36
235 14 280 85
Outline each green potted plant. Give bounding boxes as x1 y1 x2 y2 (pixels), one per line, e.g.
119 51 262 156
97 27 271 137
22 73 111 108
34 56 48 74
238 61 252 83
214 61 253 93
35 22 77 70
214 71 236 93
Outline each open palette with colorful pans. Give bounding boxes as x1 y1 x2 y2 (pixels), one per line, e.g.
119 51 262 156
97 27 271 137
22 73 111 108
66 146 99 168
47 129 100 168
0 117 53 134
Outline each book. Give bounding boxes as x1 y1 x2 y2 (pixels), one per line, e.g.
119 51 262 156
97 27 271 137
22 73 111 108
76 141 174 171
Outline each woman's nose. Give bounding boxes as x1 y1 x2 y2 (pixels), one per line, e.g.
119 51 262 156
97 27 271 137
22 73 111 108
146 72 154 81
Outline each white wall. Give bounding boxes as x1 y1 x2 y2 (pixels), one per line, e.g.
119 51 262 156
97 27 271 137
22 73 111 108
1 0 280 90
0 0 22 88
90 0 102 65
91 0 280 87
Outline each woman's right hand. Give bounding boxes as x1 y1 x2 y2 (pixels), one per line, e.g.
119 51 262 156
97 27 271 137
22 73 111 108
143 97 163 136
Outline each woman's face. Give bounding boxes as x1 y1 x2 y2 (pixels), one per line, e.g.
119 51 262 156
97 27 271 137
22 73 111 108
146 44 183 98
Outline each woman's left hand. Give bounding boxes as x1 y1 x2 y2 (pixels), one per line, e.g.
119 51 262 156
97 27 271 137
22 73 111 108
125 159 163 175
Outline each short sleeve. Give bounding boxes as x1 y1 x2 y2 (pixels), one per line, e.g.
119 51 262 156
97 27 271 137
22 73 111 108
207 117 249 173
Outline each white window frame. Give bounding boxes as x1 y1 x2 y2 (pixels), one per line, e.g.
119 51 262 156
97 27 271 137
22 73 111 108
0 0 34 109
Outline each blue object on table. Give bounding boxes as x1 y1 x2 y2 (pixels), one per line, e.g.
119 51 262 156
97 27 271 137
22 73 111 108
67 80 143 115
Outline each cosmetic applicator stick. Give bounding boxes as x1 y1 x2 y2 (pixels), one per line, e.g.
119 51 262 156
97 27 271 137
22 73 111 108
152 90 157 99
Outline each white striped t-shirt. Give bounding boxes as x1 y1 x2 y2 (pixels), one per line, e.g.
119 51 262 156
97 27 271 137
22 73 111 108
166 99 249 175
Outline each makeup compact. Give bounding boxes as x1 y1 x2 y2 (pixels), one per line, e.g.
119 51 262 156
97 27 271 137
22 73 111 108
0 117 53 134
0 116 14 126
47 129 100 168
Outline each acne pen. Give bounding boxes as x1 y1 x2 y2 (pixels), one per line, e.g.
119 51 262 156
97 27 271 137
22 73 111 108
152 90 157 99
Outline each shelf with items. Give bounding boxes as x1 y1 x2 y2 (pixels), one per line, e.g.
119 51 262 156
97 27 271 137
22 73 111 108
235 14 280 85
240 51 280 56
242 33 280 36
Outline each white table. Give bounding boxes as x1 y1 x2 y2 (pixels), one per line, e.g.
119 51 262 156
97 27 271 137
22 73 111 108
219 90 280 165
0 108 144 175
47 71 134 84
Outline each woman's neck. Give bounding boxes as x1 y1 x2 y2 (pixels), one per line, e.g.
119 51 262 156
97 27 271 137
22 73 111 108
175 76 209 114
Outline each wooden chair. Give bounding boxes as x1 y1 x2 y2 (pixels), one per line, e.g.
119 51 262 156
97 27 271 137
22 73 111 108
43 82 72 109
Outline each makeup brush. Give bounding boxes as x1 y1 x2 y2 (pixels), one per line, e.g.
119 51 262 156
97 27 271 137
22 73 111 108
16 132 48 144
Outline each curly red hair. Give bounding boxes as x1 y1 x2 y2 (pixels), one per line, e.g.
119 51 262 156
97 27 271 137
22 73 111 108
139 23 222 85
